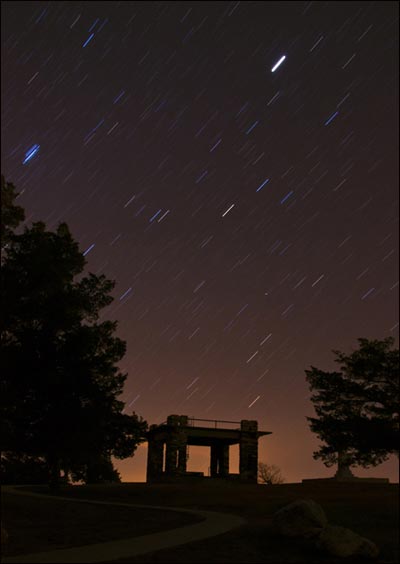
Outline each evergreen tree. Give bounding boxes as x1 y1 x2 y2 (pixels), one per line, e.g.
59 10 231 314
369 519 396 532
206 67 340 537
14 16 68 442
1 178 147 487
306 338 399 468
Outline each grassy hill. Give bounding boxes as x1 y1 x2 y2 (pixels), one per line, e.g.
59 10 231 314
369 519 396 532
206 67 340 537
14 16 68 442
2 481 398 563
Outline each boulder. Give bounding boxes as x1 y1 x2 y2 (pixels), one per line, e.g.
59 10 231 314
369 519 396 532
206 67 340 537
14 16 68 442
272 499 328 538
315 525 379 559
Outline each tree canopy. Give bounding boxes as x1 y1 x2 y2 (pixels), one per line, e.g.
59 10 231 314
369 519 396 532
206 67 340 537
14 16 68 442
305 337 399 468
1 177 147 486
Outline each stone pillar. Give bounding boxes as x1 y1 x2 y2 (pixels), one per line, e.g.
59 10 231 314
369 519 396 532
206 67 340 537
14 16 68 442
177 445 187 474
165 414 188 477
146 430 164 482
239 420 259 483
210 443 219 477
220 444 229 477
165 443 178 475
210 443 229 477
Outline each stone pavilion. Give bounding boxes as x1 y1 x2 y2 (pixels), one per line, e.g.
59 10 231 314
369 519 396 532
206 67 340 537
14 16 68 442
146 415 271 483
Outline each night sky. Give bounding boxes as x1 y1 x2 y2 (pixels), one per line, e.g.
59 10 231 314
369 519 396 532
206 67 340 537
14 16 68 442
2 1 398 483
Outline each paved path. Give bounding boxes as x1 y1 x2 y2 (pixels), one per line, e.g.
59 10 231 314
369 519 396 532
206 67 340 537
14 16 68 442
2 487 246 563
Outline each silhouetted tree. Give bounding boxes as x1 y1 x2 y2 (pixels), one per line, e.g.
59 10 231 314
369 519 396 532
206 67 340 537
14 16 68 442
306 338 399 468
258 462 285 484
1 182 147 487
1 175 25 250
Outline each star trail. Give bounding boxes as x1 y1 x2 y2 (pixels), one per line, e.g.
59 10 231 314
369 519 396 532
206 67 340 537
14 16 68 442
1 1 398 483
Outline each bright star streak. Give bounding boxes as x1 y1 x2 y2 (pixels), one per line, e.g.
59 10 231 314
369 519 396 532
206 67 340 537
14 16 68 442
311 274 325 287
280 190 294 204
324 111 339 126
128 394 140 407
246 120 259 134
82 33 94 48
260 333 272 346
113 90 125 104
271 55 286 72
246 351 259 363
222 204 235 217
248 395 261 408
123 194 136 208
256 178 270 192
119 287 132 301
210 139 222 152
83 243 95 256
22 144 40 164
149 209 162 222
157 210 170 223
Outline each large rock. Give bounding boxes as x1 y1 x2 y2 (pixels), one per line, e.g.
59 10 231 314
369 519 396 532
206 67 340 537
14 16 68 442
273 499 328 538
315 525 379 559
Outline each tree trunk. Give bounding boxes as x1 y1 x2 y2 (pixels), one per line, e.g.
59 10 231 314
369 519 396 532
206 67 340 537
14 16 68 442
334 451 355 480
